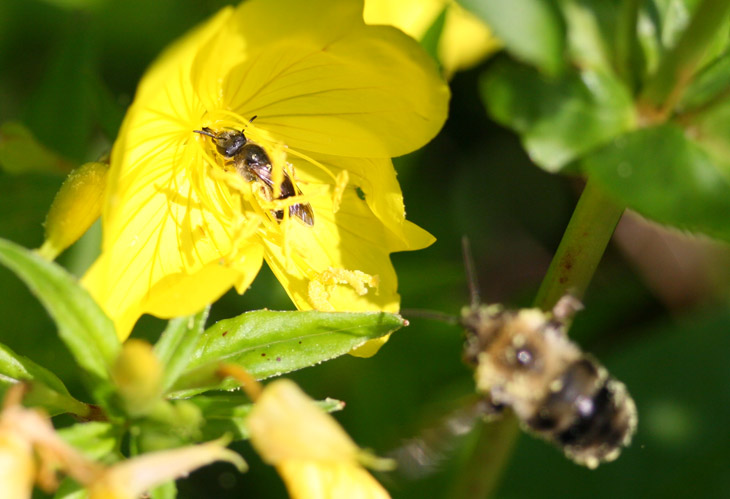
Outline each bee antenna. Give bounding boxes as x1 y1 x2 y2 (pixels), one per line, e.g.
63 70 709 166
461 236 481 310
194 129 216 139
401 308 460 325
249 115 258 123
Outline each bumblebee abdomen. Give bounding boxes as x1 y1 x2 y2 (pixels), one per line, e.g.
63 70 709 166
527 358 637 468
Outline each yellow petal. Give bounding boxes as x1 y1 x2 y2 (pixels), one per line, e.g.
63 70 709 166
199 0 449 158
261 155 433 316
278 460 390 499
363 0 501 78
440 3 500 77
84 248 258 340
364 0 443 38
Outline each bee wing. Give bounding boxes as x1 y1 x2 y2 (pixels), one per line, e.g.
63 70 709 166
247 163 314 226
289 202 315 226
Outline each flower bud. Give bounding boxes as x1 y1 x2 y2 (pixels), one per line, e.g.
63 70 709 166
111 339 163 417
39 161 108 260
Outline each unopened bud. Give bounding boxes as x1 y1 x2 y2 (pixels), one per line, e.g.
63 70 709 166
112 340 163 417
38 161 108 260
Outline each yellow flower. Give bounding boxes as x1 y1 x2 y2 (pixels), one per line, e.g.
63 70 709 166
363 0 501 77
248 379 391 499
82 0 448 350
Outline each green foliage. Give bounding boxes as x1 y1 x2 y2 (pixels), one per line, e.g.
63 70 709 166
0 237 119 407
0 343 86 416
478 0 730 242
170 310 405 397
582 124 730 240
155 307 210 394
3 0 730 497
482 63 636 171
460 0 565 75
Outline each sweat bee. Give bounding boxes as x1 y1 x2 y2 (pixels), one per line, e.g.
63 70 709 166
195 123 314 226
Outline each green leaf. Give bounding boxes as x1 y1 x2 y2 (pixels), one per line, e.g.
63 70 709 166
0 342 87 416
559 0 617 73
481 61 636 171
689 93 730 167
0 238 120 399
459 0 566 74
170 310 404 397
0 122 73 174
679 50 730 111
582 123 730 242
57 421 120 461
191 393 344 441
155 307 210 394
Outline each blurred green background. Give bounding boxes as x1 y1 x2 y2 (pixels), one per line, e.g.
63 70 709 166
1 0 729 497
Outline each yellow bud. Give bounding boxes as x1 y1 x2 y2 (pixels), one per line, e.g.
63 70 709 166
111 340 163 417
38 161 108 260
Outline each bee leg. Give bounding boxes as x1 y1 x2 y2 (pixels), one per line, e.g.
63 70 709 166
552 294 584 324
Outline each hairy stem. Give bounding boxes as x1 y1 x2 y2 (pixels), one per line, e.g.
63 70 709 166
454 180 624 497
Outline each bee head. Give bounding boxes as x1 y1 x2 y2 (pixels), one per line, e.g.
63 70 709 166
195 127 248 158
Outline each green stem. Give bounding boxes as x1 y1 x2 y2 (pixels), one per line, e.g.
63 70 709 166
454 179 624 498
534 179 625 311
639 0 730 121
450 414 520 499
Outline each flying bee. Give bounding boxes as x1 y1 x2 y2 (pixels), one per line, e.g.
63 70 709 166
393 240 637 474
194 125 314 226
461 295 637 468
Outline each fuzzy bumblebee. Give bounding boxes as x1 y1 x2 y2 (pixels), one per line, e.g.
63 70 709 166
462 296 637 468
